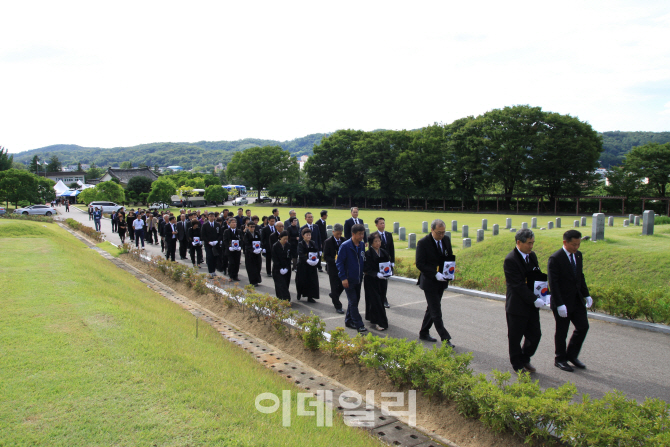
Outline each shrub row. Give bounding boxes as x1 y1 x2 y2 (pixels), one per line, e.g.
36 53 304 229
64 218 104 242
0 213 54 224
122 250 670 446
125 247 209 294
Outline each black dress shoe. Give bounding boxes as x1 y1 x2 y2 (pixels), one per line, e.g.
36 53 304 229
297 295 301 301
345 322 357 329
318 268 323 272
335 308 344 314
419 334 437 342
555 361 574 372
357 326 368 333
307 298 316 303
568 358 586 369
384 302 390 308
443 339 455 348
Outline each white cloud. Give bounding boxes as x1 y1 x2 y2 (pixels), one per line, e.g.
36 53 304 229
1 0 669 153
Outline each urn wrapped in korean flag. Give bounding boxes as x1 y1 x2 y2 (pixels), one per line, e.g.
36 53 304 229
308 252 318 262
379 261 392 277
231 239 240 249
534 281 550 305
443 261 456 280
252 241 261 250
192 236 201 246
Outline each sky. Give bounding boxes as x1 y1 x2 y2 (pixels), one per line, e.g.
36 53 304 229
1 0 669 153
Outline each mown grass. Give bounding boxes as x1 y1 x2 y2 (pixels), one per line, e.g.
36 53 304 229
0 220 382 447
95 241 124 257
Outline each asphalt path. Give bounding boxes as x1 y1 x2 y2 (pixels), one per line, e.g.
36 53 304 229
60 206 670 403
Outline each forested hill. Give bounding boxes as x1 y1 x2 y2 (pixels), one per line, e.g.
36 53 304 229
12 130 670 170
599 131 670 167
13 134 327 169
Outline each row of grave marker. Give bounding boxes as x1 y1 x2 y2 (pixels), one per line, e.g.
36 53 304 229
324 210 657 249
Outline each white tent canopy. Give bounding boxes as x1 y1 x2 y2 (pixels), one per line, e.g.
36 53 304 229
53 180 69 195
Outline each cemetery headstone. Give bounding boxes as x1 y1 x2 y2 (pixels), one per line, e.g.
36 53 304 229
422 221 428 233
592 213 605 241
462 225 468 238
463 238 471 248
574 220 580 227
608 216 614 227
556 217 561 228
476 229 484 242
548 221 554 229
634 216 640 226
505 218 512 229
531 217 537 229
581 216 587 226
522 222 528 229
482 219 488 231
393 222 400 234
452 220 458 232
642 210 655 236
399 227 406 241
408 233 417 248
492 224 499 235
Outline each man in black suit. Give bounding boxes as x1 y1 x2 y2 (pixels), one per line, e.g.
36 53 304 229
548 230 593 372
201 212 221 278
323 223 345 314
503 229 548 373
261 216 277 277
314 210 328 272
177 214 188 260
300 212 322 256
374 217 395 308
164 216 178 262
343 207 363 240
415 218 454 347
235 208 245 229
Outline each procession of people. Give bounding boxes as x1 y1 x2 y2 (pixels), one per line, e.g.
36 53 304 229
100 204 593 374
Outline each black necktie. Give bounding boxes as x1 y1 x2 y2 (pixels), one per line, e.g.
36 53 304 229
355 219 358 225
437 241 442 253
336 239 340 247
381 232 385 244
570 253 577 274
525 255 529 265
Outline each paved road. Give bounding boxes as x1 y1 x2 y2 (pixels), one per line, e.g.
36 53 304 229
60 207 670 403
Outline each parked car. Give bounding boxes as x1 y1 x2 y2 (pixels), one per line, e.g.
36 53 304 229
13 205 57 216
232 197 248 206
256 196 272 203
0 206 5 215
88 201 124 213
150 202 170 209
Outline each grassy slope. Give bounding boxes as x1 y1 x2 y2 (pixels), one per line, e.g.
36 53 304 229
0 221 381 447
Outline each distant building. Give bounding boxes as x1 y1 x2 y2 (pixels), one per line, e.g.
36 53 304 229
298 155 309 170
95 167 159 186
214 163 225 173
166 165 184 172
37 171 86 184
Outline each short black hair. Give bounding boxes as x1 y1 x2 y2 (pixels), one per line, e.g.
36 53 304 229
320 210 327 217
305 211 312 218
368 232 381 245
563 229 582 242
279 230 288 238
272 208 278 214
268 215 276 222
375 217 385 225
351 223 365 234
301 227 312 236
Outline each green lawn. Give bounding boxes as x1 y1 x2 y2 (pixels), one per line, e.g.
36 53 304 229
0 220 382 446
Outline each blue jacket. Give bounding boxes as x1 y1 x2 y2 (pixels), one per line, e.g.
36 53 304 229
336 239 365 284
93 211 102 221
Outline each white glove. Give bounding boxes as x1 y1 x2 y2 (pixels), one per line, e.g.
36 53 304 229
557 305 568 318
585 296 593 308
209 241 217 246
262 249 266 254
377 272 387 280
307 259 318 266
280 268 288 275
229 246 235 251
435 272 445 281
319 251 322 256
253 249 261 254
236 246 242 251
534 298 545 309
391 263 395 267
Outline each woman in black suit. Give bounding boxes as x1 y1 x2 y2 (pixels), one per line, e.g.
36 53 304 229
296 227 320 303
364 232 390 331
188 219 204 268
271 230 292 301
244 221 263 286
287 217 300 272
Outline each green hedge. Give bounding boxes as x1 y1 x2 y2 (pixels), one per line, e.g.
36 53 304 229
0 213 54 224
64 218 105 243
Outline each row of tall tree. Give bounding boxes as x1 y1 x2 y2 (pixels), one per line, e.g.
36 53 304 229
302 105 603 209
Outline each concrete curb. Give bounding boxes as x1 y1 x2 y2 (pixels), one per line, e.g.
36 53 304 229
389 275 670 335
